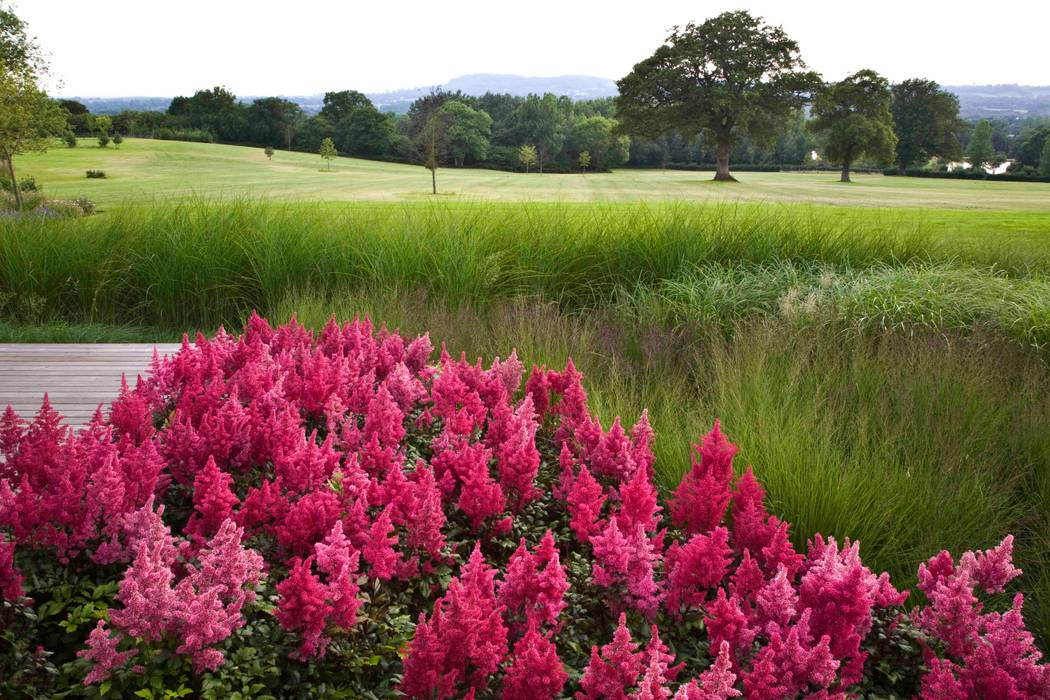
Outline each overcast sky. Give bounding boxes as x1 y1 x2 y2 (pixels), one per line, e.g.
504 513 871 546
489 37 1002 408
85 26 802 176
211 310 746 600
17 0 1050 97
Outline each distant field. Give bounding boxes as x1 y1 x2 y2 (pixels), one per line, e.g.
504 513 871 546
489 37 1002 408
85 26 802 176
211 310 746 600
13 138 1050 217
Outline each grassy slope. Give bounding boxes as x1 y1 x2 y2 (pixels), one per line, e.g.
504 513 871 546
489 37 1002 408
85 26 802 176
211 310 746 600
13 138 1050 218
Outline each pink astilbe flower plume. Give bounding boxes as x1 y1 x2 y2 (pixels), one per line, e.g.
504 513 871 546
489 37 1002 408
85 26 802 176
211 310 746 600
577 612 644 700
591 519 664 618
501 620 568 700
669 422 738 536
77 620 137 685
665 526 732 615
566 462 607 544
499 530 569 630
400 543 508 699
185 455 239 541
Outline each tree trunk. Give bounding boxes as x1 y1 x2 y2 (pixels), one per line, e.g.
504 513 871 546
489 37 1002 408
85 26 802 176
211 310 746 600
431 168 436 195
713 141 734 181
840 163 851 183
4 157 21 210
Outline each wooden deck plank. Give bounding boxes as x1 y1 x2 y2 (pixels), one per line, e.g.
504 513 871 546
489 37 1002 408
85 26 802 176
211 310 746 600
0 343 182 425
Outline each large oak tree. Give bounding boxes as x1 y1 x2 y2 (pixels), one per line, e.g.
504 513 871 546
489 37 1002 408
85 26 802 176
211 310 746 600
616 11 818 181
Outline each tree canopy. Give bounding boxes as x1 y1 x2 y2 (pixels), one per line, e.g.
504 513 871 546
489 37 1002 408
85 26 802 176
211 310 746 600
891 79 964 173
616 10 819 180
967 119 995 171
809 69 897 182
0 2 65 207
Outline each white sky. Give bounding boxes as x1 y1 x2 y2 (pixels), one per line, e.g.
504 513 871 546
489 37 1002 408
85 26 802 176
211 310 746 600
16 0 1050 97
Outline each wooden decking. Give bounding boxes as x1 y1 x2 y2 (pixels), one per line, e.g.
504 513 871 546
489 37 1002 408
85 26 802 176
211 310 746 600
0 344 182 425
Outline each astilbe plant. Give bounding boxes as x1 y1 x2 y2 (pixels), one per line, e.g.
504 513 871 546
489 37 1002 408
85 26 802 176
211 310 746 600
0 314 1047 698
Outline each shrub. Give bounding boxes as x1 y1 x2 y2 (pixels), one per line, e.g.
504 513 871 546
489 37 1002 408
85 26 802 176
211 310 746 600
97 134 110 148
0 175 39 193
85 170 106 179
112 134 123 148
0 316 1047 697
63 131 77 148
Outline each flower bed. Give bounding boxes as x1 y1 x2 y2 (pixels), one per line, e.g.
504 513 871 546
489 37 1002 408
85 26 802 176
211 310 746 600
1 315 1047 698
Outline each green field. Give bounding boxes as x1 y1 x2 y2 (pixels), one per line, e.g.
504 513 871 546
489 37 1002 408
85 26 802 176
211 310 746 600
5 138 1050 642
14 137 1050 216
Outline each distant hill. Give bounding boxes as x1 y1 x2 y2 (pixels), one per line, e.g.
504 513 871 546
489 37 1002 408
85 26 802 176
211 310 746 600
945 85 1050 119
365 74 618 113
64 78 1050 119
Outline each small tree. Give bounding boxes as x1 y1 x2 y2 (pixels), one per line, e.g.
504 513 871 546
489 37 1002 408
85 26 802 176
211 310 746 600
264 145 274 160
578 150 591 172
809 69 897 182
420 111 448 195
63 130 76 147
319 137 337 171
1039 138 1050 178
95 115 112 148
518 144 537 173
112 133 123 148
967 120 994 174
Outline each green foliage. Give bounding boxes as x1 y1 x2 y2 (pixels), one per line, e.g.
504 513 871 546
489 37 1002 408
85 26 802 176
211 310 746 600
97 133 110 148
433 100 492 166
967 119 995 170
499 93 567 172
0 173 37 191
63 131 77 147
616 10 819 180
578 150 591 171
810 69 897 181
0 26 66 207
85 169 106 178
112 133 123 148
517 144 537 172
891 78 965 172
263 145 274 160
318 136 337 170
247 97 304 151
1040 137 1050 178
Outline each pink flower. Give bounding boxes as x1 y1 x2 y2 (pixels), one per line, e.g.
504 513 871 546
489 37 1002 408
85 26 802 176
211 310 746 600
185 455 240 541
673 641 742 699
704 589 756 665
669 422 738 536
77 620 137 685
960 535 1023 595
493 395 541 508
363 506 401 581
276 556 332 658
577 612 644 700
401 543 507 698
498 530 569 629
566 463 607 543
665 526 732 614
501 621 567 700
591 519 664 618
615 461 662 535
0 538 24 601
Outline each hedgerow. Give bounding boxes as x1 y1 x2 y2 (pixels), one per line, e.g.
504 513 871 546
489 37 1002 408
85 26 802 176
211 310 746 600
1 315 1047 698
